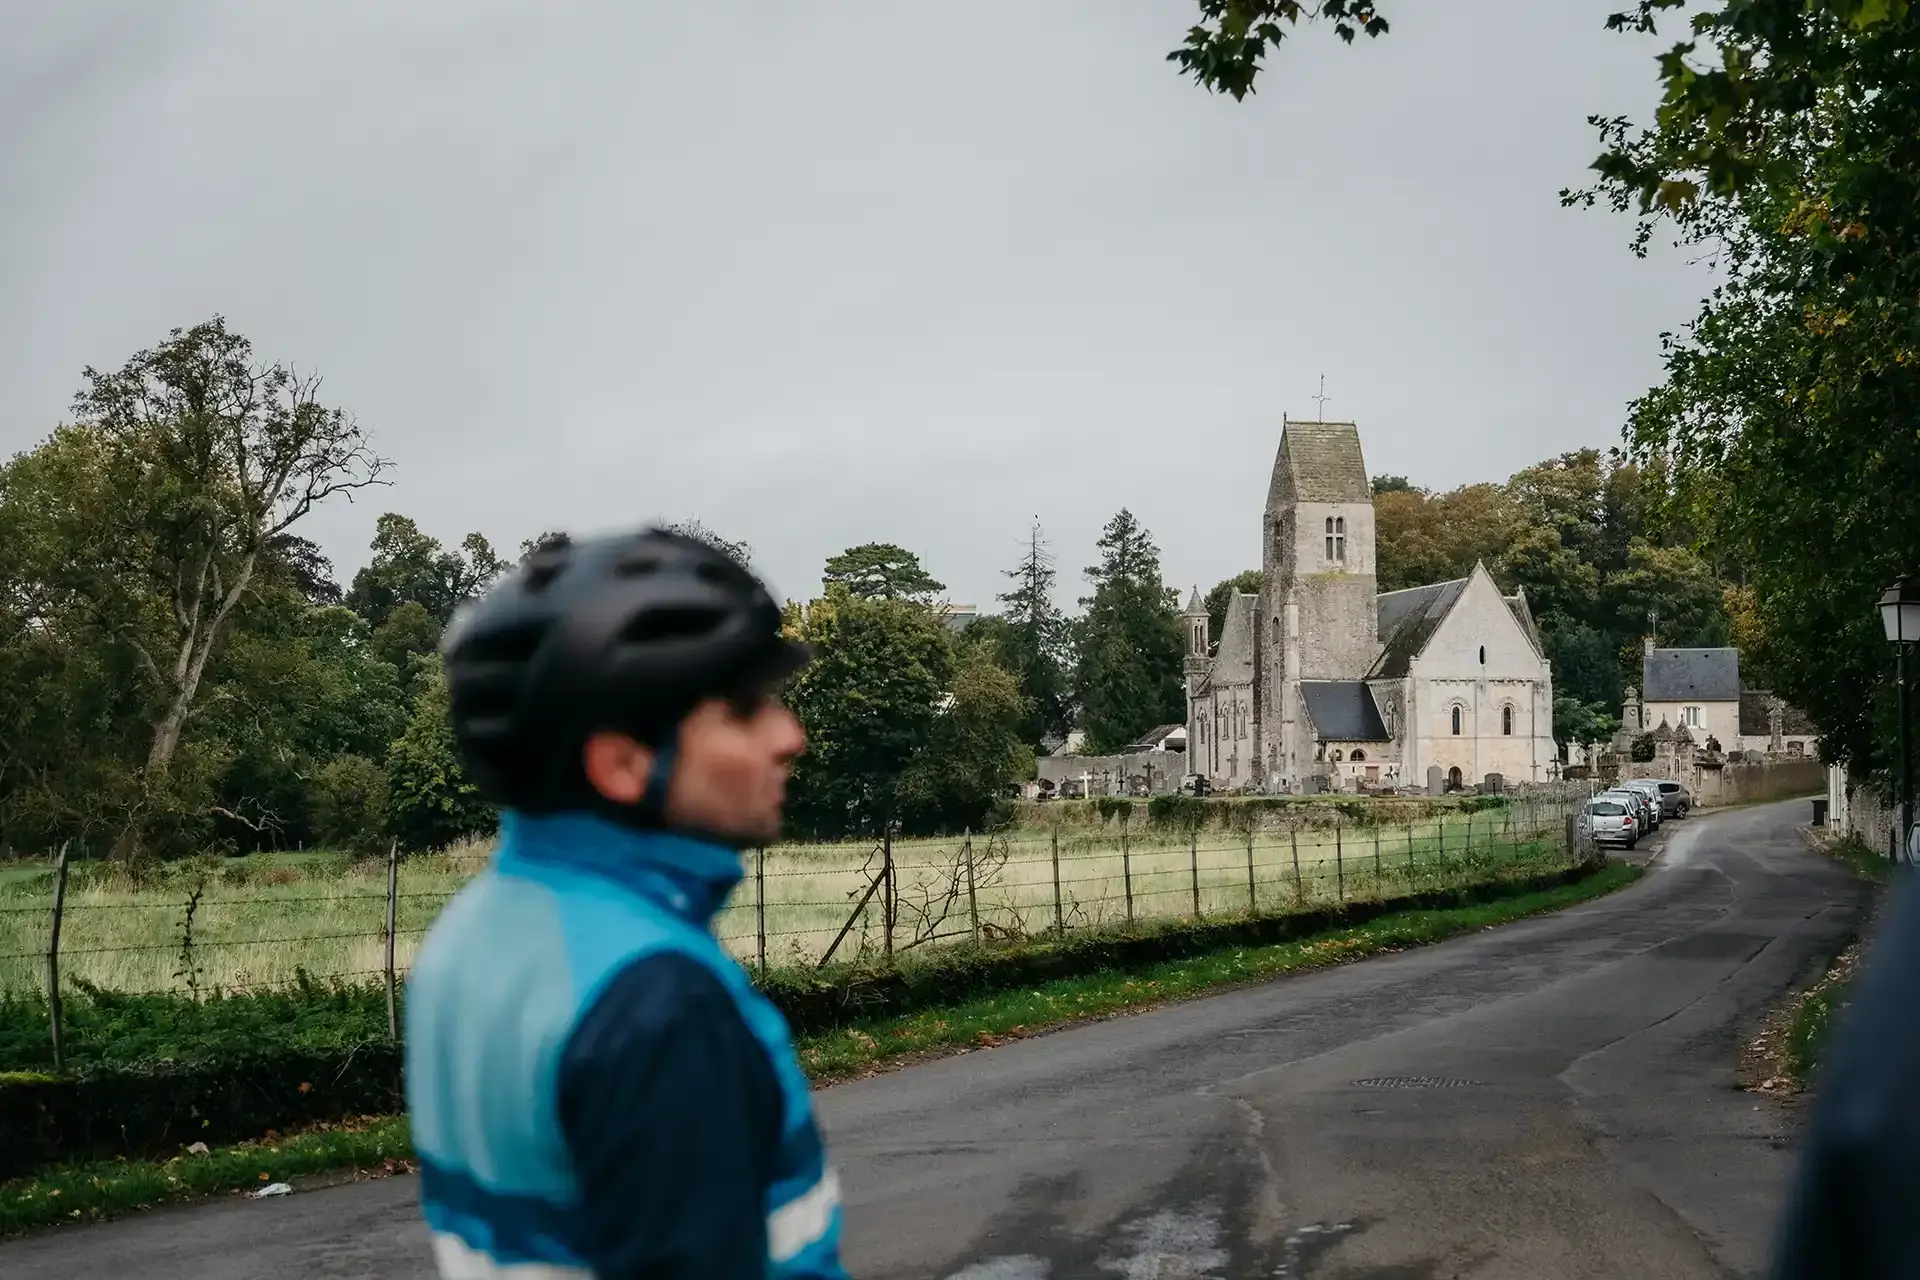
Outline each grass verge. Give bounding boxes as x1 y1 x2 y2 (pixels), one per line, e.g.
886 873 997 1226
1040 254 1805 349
0 859 1638 1236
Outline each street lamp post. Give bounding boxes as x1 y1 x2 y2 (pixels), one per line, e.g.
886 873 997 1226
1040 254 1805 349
1877 577 1920 866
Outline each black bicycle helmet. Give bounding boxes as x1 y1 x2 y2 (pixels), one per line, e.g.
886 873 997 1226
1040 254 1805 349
441 527 808 817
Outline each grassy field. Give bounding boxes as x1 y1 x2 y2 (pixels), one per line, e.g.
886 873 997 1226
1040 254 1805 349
0 797 1581 996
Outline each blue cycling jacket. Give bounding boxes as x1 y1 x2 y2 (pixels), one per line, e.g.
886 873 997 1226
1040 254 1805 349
404 811 847 1279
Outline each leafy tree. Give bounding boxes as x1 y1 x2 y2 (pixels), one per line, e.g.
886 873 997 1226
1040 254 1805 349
313 754 389 853
659 518 751 567
898 640 1036 832
1 321 387 857
1370 474 1414 494
1203 570 1263 644
1544 621 1625 712
1074 510 1185 754
1570 0 1920 775
1553 695 1619 760
784 590 952 838
347 514 507 632
980 521 1072 746
370 600 442 674
1168 1 1389 100
1602 540 1729 650
821 543 946 603
384 658 494 850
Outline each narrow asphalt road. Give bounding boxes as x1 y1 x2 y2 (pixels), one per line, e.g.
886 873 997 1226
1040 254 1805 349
0 800 1864 1279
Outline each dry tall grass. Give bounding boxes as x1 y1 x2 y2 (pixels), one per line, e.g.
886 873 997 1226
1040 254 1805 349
0 798 1579 995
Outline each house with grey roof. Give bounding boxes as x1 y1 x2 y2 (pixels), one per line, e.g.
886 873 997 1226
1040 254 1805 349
1182 419 1556 794
1620 642 1818 757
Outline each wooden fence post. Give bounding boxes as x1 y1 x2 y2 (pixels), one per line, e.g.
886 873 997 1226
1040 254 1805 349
1190 828 1201 919
1406 822 1416 889
1336 823 1345 903
883 827 895 959
1373 823 1382 895
1247 824 1258 914
1121 809 1134 923
47 841 70 1073
965 829 980 944
385 838 400 1043
756 846 767 976
1051 827 1064 935
1290 828 1303 905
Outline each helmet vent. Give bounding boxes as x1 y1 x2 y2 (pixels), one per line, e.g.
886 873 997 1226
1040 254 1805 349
620 604 726 644
452 620 547 666
614 553 664 578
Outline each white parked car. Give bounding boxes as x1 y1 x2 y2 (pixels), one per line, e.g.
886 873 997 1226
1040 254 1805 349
1602 787 1656 834
1585 796 1639 848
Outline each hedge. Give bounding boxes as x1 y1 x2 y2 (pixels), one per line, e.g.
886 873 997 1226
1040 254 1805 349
0 1044 402 1181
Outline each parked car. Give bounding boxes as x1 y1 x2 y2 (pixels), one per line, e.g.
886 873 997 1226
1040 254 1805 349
1653 779 1691 818
1585 797 1639 848
1622 780 1664 830
1601 787 1655 834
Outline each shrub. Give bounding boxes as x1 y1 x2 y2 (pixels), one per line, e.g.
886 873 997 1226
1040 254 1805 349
313 755 389 853
1146 794 1207 829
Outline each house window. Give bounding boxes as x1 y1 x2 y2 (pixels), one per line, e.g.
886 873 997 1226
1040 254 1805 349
1502 704 1514 736
1350 749 1366 762
1683 706 1702 728
1451 705 1463 736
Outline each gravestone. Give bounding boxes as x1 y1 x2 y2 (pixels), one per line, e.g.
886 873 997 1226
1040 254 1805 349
1484 772 1505 794
1426 765 1444 795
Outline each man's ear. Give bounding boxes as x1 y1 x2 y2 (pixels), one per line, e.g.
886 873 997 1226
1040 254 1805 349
582 732 656 805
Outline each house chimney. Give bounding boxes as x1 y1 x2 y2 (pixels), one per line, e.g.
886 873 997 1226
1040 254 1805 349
1643 634 1657 656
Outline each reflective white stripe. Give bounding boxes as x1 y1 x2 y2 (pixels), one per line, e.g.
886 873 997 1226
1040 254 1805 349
431 1232 592 1280
767 1168 841 1263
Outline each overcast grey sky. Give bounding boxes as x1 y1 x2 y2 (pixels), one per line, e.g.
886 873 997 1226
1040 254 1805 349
1 1 1707 610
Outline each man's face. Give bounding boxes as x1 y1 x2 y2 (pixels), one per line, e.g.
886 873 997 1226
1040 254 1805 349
581 694 805 844
667 694 806 843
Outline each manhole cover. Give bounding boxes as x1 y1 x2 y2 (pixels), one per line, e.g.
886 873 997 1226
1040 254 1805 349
1352 1076 1481 1090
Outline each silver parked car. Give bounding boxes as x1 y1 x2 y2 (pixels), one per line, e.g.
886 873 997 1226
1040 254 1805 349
1652 779 1691 817
1622 780 1664 830
1585 796 1639 848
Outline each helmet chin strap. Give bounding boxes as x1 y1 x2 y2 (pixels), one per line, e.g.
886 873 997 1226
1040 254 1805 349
633 728 679 828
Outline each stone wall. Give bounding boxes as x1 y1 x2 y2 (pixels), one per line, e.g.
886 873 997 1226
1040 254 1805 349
1612 755 1825 808
1826 763 1901 859
1037 750 1186 796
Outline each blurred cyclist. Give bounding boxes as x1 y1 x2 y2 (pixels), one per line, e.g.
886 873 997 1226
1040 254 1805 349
404 528 846 1279
1770 861 1917 1278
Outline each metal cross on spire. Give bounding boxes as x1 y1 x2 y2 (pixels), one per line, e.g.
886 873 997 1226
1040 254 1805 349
1312 374 1332 420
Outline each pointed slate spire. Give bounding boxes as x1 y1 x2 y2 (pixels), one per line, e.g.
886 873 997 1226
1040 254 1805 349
1184 586 1206 616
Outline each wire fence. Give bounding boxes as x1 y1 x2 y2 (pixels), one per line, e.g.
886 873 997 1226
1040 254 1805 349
0 793 1595 1052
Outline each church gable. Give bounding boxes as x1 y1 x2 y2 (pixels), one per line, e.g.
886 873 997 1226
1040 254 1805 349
1265 420 1370 511
1404 563 1546 681
1212 592 1258 685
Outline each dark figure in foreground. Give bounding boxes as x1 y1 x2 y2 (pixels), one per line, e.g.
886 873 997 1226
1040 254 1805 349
1773 866 1920 1278
405 528 845 1278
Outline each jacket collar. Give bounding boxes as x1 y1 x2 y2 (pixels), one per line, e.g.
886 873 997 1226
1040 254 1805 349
493 810 743 925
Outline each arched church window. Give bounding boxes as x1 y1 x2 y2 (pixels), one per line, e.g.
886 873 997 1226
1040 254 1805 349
1501 704 1514 736
1450 705 1463 736
1350 749 1366 762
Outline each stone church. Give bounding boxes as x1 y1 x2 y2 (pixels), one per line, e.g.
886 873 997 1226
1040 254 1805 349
1183 419 1557 793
